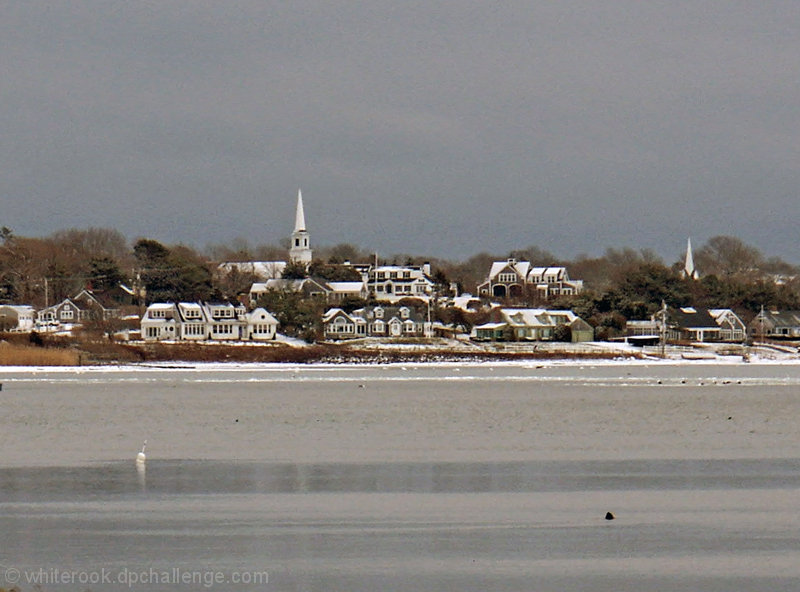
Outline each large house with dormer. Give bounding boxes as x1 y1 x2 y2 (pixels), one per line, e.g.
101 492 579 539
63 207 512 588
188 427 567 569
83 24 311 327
364 264 436 302
477 259 583 300
36 289 121 331
323 304 432 340
141 301 278 342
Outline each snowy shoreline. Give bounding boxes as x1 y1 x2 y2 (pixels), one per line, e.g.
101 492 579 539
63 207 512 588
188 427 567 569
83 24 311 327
2 354 800 374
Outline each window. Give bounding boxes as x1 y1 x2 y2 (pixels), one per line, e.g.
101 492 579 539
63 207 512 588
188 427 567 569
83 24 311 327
254 324 273 335
184 323 204 336
146 327 160 338
498 273 517 283
375 308 384 318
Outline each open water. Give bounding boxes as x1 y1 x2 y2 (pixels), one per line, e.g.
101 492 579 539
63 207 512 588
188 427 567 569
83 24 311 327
2 362 800 591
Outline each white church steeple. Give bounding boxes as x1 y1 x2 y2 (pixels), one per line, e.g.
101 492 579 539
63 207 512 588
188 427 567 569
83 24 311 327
683 237 698 280
289 189 312 265
294 189 307 232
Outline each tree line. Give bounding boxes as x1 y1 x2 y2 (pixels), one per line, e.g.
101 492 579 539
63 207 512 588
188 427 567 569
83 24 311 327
1 226 798 340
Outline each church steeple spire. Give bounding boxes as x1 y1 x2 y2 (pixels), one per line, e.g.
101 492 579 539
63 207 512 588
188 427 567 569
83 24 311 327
289 189 312 265
684 237 698 280
294 189 306 232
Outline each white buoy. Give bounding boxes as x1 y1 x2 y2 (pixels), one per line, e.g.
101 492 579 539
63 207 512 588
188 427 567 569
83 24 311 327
136 440 147 464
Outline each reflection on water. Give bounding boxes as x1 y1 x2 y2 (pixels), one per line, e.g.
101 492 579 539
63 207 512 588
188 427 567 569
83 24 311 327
2 458 800 500
2 459 800 591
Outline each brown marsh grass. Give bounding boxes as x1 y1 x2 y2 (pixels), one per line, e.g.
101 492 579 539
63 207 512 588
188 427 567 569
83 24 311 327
0 342 81 366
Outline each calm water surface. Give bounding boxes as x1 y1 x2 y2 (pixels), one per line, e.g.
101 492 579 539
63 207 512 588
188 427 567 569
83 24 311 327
2 362 800 591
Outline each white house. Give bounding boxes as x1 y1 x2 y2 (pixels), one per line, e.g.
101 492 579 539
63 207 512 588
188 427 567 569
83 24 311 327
205 302 247 341
244 308 279 341
140 303 180 341
0 305 35 332
364 264 436 302
141 302 279 342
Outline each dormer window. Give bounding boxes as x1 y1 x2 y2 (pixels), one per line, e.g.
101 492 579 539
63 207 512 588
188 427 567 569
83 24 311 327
498 273 517 283
400 307 410 319
375 307 384 319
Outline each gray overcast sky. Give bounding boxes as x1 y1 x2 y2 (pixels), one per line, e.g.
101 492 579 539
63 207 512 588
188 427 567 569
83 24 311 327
2 1 799 263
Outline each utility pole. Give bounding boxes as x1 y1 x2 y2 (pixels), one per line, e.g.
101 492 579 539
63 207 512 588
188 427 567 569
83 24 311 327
656 300 668 359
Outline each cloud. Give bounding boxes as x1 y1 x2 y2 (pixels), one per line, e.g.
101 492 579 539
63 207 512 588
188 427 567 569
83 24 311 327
2 1 799 262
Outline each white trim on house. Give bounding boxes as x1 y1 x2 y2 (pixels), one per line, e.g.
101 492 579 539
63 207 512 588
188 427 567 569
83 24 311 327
141 302 279 342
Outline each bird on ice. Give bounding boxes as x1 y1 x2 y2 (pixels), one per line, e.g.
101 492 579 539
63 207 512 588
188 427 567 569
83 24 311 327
136 440 147 465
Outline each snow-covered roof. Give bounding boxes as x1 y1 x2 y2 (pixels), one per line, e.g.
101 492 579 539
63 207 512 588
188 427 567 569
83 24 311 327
148 303 175 310
246 308 278 324
473 322 507 330
327 282 366 292
450 294 480 311
322 308 347 322
500 308 579 327
488 260 531 281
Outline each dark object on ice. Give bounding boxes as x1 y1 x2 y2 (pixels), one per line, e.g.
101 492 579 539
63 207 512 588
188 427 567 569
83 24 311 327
605 511 615 520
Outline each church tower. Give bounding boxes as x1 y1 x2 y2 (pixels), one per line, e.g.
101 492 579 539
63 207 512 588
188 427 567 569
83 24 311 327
289 189 313 265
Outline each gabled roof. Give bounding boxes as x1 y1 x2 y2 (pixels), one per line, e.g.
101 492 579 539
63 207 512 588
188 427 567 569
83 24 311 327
669 307 719 329
350 305 426 323
758 310 800 327
322 307 348 322
326 281 366 292
246 308 278 325
528 267 567 281
487 260 531 281
500 308 579 327
176 302 206 322
251 278 329 293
